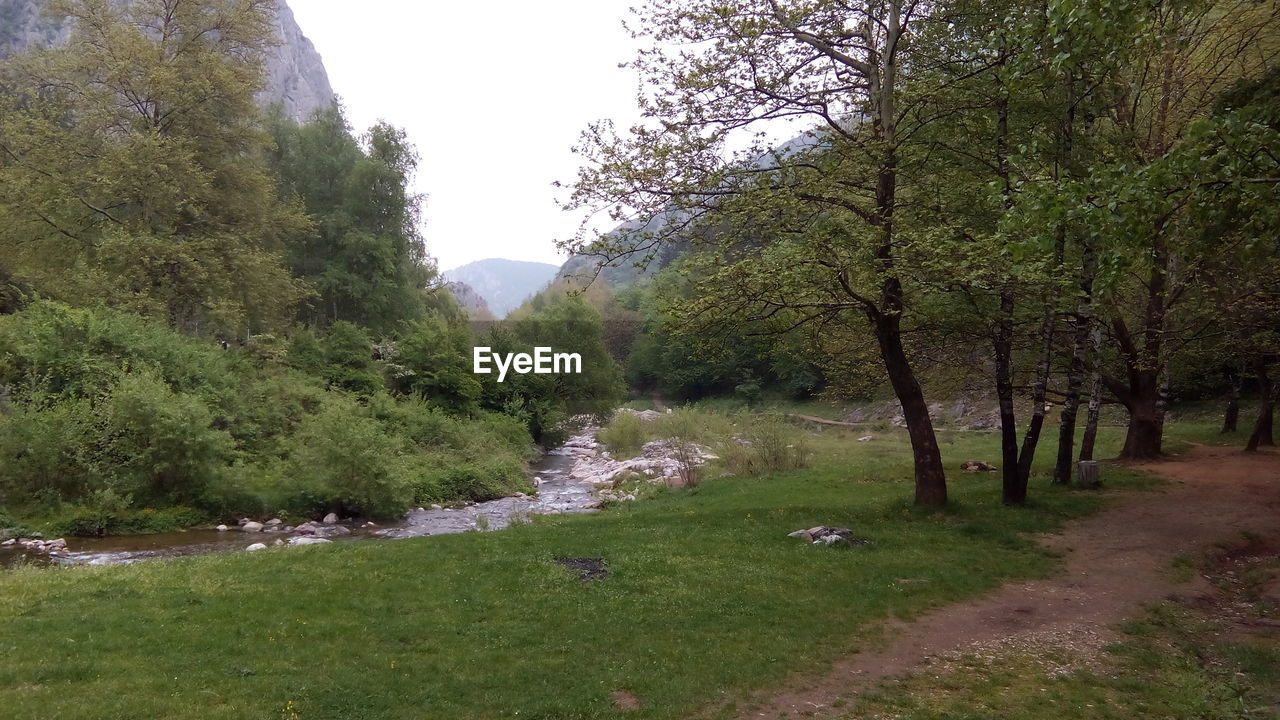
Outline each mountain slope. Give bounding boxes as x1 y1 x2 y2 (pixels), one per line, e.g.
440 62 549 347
0 0 334 121
443 259 560 318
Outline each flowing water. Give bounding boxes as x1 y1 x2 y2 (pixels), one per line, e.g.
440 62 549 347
0 443 597 570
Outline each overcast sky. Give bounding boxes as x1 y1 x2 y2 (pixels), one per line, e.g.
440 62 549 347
287 0 644 273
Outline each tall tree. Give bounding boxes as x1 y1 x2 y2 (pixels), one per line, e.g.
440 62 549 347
0 0 310 335
564 0 987 505
267 105 437 333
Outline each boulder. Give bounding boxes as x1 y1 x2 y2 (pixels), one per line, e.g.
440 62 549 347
788 526 867 547
241 521 264 533
1 538 15 546
322 512 339 525
289 537 332 546
237 517 251 526
215 524 229 532
266 518 282 526
245 543 268 552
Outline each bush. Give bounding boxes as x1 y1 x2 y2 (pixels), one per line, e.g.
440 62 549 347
101 370 235 506
281 397 412 518
719 413 810 477
598 411 650 457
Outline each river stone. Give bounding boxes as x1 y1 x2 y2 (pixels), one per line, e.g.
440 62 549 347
266 518 282 526
272 539 285 546
245 543 268 552
322 512 339 525
1 539 15 546
216 524 228 531
289 537 331 546
242 521 264 533
312 525 350 538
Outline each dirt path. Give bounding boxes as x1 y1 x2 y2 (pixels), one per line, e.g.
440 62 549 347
738 445 1280 719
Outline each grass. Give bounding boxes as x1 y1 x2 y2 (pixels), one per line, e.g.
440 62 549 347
0 421 1159 719
844 535 1280 720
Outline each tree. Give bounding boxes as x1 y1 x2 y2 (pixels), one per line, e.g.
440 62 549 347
0 0 310 335
565 0 975 505
267 105 437 333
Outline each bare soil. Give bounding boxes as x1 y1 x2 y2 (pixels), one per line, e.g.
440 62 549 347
737 445 1280 719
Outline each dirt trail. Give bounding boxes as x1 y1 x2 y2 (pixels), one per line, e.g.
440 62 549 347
739 445 1280 719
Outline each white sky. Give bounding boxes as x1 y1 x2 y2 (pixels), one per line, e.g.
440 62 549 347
287 0 644 273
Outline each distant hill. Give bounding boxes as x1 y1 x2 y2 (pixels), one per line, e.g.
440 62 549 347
556 128 828 290
443 259 560 318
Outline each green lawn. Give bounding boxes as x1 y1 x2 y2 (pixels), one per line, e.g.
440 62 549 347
0 423 1168 719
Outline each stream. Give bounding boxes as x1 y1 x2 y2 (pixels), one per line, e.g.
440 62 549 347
0 433 602 570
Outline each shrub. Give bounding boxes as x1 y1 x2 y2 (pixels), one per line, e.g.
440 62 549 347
598 411 650 457
101 370 235 506
282 397 411 518
719 413 810 477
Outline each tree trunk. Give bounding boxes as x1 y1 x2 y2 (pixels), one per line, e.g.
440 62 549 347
1079 321 1104 462
1018 303 1055 482
875 312 947 506
1119 374 1163 459
1054 246 1095 483
1222 361 1242 433
995 288 1024 503
1246 357 1274 452
992 51 1023 504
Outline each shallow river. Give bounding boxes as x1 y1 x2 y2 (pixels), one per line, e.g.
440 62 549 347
0 447 591 569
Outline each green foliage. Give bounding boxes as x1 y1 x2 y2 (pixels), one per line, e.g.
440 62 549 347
100 371 234 506
598 411 649 457
0 0 311 335
267 105 436 333
387 316 482 412
278 397 411 518
0 302 538 527
479 294 625 444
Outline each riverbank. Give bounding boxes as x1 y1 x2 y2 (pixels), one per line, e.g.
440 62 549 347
0 418 712 568
0 418 1185 719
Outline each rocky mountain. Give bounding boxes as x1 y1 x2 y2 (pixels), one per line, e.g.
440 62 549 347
443 259 561 318
0 0 334 121
445 281 494 320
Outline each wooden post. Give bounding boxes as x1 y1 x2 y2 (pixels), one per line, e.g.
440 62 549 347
1077 460 1101 488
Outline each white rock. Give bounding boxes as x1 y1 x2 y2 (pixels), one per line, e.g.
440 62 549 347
216 524 229 532
1 539 15 546
858 435 873 442
266 518 282 526
430 504 443 510
322 512 339 525
289 537 332 546
245 543 268 552
242 521 264 533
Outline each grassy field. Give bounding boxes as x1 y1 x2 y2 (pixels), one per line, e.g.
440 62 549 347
0 419 1209 720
